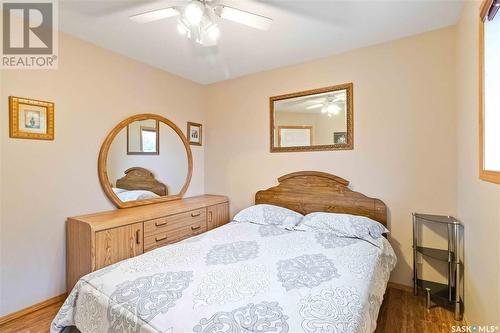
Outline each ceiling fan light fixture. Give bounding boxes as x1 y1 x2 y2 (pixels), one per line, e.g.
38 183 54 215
129 1 272 48
327 104 340 115
184 1 204 26
178 12 219 46
219 5 272 31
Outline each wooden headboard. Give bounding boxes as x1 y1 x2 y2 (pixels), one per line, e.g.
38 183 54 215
115 167 168 196
255 171 387 226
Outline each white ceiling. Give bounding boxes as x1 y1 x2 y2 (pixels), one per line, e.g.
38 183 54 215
59 0 464 84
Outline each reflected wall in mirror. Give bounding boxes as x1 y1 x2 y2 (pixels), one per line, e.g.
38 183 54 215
270 83 353 152
127 119 159 155
99 114 193 208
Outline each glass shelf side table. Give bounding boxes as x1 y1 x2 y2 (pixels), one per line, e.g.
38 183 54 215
412 213 463 320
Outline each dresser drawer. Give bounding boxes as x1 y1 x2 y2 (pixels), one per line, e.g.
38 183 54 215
144 208 206 237
144 220 207 251
66 195 229 292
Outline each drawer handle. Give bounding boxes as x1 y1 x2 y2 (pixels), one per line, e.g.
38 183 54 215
155 220 167 227
155 235 167 242
191 212 201 217
191 225 201 231
135 230 140 245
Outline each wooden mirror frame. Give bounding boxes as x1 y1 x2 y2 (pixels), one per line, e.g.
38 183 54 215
270 83 353 152
98 113 193 209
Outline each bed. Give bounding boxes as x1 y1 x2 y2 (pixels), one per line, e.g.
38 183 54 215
112 188 160 202
52 171 396 333
112 167 167 202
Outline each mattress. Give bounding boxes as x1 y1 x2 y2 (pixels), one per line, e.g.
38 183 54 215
52 221 396 333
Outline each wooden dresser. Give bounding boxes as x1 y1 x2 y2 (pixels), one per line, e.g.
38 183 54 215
66 195 229 291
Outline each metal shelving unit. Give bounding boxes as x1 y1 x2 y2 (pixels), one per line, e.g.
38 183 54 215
412 213 463 320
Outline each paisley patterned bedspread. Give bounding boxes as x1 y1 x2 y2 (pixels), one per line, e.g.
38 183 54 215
51 221 396 333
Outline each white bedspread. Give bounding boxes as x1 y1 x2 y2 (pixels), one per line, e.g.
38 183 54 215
52 221 396 333
114 189 160 202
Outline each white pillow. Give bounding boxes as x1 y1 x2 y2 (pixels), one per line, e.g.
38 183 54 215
112 187 127 194
295 212 389 246
116 190 160 202
233 204 304 229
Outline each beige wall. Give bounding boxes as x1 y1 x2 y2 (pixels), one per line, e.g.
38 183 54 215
0 33 205 316
205 27 458 287
456 1 500 324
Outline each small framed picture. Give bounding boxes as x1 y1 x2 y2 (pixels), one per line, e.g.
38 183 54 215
9 96 54 140
333 132 347 144
187 122 202 146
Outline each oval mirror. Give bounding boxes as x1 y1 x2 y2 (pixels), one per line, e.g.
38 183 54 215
98 114 193 208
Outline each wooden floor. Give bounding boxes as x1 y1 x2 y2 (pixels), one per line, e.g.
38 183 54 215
375 287 464 333
0 287 464 333
0 301 62 333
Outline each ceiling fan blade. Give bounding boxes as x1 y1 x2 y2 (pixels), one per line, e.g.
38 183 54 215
218 5 272 31
129 7 179 23
306 104 323 110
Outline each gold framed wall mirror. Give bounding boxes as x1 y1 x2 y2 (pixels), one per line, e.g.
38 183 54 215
270 83 353 152
98 114 193 208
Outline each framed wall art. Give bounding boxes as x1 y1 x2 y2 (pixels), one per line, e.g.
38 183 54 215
9 96 54 140
187 121 202 146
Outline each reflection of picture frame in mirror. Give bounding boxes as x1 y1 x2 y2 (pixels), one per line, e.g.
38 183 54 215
127 120 159 155
278 126 313 147
333 132 347 144
9 96 54 140
187 122 202 146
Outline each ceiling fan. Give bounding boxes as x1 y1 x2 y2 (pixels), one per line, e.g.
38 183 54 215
305 93 346 117
129 0 273 47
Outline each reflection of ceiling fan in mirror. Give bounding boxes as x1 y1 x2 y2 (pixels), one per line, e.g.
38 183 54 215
129 0 273 46
305 93 347 117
